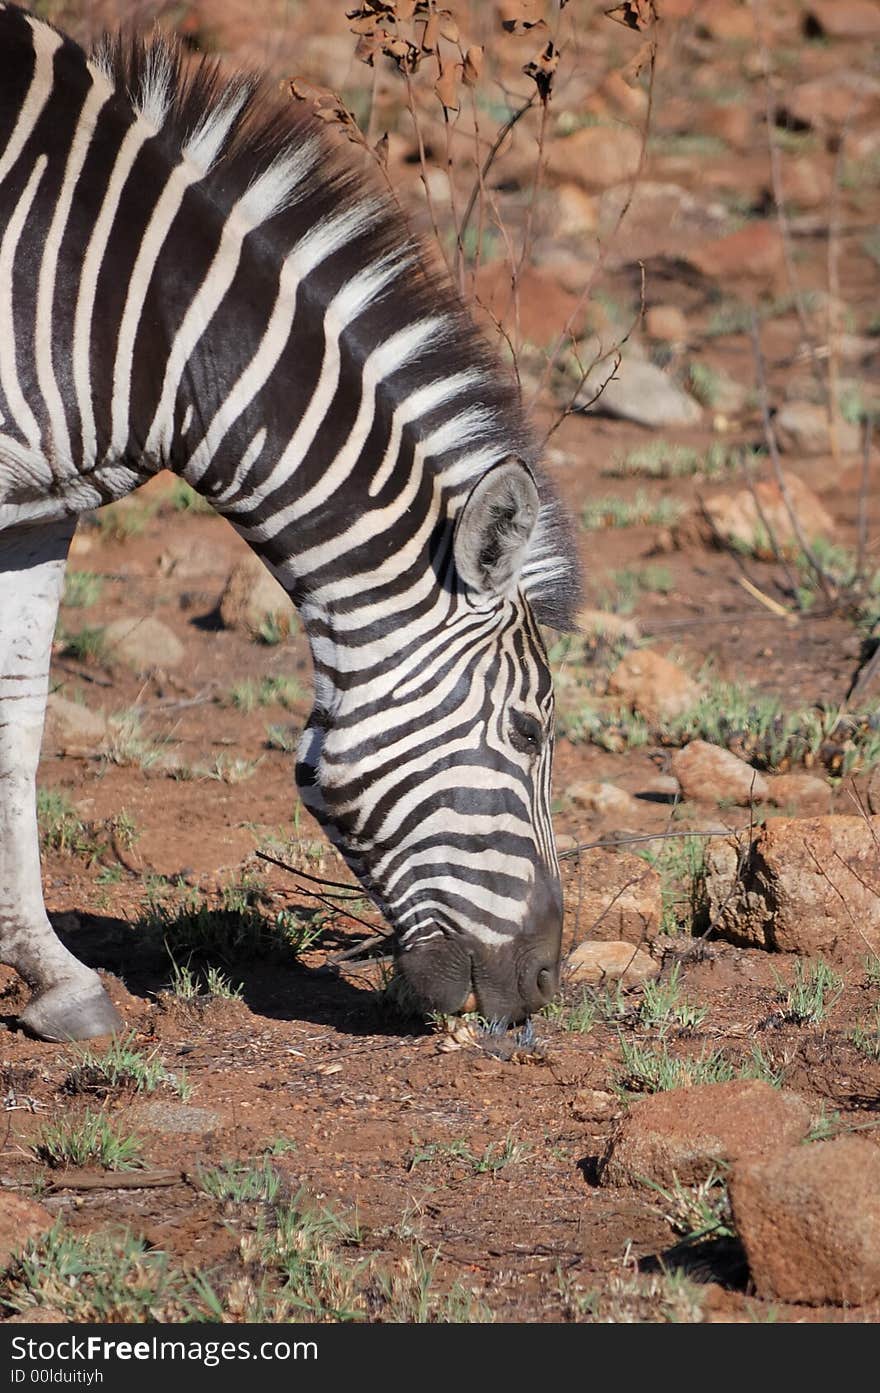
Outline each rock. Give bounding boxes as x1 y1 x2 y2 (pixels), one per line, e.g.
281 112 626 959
777 157 832 211
68 529 95 559
546 123 643 193
0 1194 54 1273
767 772 831 815
702 102 751 150
595 71 649 122
576 609 641 644
785 72 880 132
554 183 598 236
804 1 880 39
687 222 784 280
578 357 703 428
218 555 295 640
607 649 702 724
775 401 861 457
645 304 688 342
474 263 589 346
671 741 770 806
565 940 658 987
577 848 663 945
695 0 757 40
158 539 231 580
637 773 681 803
702 473 836 557
703 815 880 955
44 694 107 755
567 780 641 819
599 1081 812 1189
687 218 785 278
129 1102 221 1134
730 1137 880 1305
103 616 185 671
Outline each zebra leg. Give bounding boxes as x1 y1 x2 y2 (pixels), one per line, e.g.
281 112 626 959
0 522 122 1040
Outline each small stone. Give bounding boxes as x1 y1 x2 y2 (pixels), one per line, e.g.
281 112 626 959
645 304 688 343
567 780 641 819
730 1137 880 1305
767 772 831 814
600 1081 813 1189
607 649 702 724
785 72 880 131
129 1102 221 1134
44 695 107 755
103 616 185 671
687 222 784 280
578 357 703 429
565 940 658 987
576 609 641 643
702 102 751 150
577 848 663 945
218 555 295 640
554 183 598 236
702 473 836 557
546 124 643 192
695 0 757 40
474 263 589 346
775 401 861 457
0 1194 54 1273
777 157 832 212
804 1 880 39
671 741 769 805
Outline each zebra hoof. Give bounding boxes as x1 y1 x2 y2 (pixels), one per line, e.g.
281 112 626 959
19 982 123 1042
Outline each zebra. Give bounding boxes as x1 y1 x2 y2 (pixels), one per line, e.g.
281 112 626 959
0 5 581 1042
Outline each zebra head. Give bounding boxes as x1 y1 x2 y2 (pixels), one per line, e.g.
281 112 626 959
296 457 575 1026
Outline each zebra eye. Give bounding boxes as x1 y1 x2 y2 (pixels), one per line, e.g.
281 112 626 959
509 710 543 756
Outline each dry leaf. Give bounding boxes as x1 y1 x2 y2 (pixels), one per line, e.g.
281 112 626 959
497 0 546 34
620 38 654 86
605 0 657 30
421 11 439 51
316 1062 343 1076
463 44 483 85
373 130 389 168
435 60 461 111
522 38 558 103
439 15 460 42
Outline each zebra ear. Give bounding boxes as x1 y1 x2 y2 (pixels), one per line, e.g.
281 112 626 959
454 457 540 600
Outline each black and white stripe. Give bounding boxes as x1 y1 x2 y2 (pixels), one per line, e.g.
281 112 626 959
0 6 580 1022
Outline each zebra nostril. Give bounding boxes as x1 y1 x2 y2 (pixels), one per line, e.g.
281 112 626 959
535 965 557 1002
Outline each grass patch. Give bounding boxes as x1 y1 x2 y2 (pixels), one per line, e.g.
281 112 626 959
637 838 707 936
36 790 97 857
62 571 104 608
645 1169 735 1246
581 491 685 531
227 675 305 712
142 877 326 966
160 478 213 513
615 1039 782 1096
105 710 166 771
850 1004 880 1060
266 723 298 753
598 564 674 614
638 964 708 1030
775 959 843 1025
36 1110 143 1170
1 1227 194 1322
198 1158 282 1204
64 1032 189 1100
61 624 108 664
167 958 244 1001
407 1132 530 1176
95 501 151 542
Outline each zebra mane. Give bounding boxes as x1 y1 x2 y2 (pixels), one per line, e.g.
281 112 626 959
46 9 581 628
